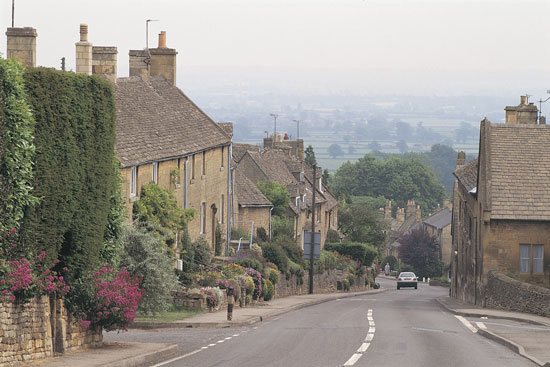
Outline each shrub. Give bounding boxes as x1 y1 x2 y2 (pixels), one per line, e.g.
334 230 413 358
271 216 294 240
197 271 223 287
262 243 289 274
193 237 212 266
276 237 305 267
201 287 224 308
214 224 224 256
268 268 279 285
262 278 274 301
347 273 355 286
326 229 340 243
66 266 142 331
234 258 263 273
256 227 268 243
121 225 180 315
381 255 399 270
325 241 378 266
245 267 262 300
221 263 245 279
319 250 338 272
287 260 304 282
343 278 350 291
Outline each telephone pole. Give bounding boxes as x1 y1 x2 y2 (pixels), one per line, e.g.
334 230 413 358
270 113 279 148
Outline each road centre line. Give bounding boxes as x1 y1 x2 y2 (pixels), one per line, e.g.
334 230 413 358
341 309 375 366
455 315 478 333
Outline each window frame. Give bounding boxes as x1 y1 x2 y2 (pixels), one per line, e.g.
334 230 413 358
520 243 545 274
200 202 206 234
152 162 158 184
130 166 138 197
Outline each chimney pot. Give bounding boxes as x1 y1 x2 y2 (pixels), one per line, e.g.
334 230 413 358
520 95 528 105
158 31 167 48
80 24 88 42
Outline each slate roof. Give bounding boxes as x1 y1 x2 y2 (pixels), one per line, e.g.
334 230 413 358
217 123 233 138
232 143 260 163
488 124 550 220
235 171 272 207
454 158 478 192
114 76 231 167
247 150 299 187
423 208 452 229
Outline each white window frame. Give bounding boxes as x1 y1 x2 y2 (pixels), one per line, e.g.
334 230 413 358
130 166 137 197
533 244 544 273
152 162 158 184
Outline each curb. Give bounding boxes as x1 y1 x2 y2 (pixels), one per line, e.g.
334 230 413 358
132 288 387 330
435 296 549 326
102 344 180 367
436 297 549 367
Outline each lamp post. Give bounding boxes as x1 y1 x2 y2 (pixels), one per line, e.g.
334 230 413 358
270 114 279 148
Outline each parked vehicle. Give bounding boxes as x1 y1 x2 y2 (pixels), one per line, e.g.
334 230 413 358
397 272 417 290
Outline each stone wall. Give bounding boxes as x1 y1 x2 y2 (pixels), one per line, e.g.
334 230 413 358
275 269 370 298
0 296 102 366
484 271 550 317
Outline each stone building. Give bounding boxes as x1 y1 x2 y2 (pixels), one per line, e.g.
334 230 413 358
383 200 422 258
422 207 452 276
72 25 232 251
233 170 273 238
451 96 550 305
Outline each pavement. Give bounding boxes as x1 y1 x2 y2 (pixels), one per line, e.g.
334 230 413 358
20 288 385 367
436 294 550 367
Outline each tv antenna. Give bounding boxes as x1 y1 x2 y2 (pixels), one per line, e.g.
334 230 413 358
537 90 550 122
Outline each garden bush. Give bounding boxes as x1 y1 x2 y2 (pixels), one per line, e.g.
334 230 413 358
381 255 399 270
343 278 350 291
276 236 305 267
325 241 377 266
262 242 288 274
234 258 263 273
262 278 274 301
326 229 340 243
193 237 212 266
256 227 268 243
347 273 355 286
230 227 249 241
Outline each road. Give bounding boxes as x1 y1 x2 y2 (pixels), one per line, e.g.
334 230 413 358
105 277 537 367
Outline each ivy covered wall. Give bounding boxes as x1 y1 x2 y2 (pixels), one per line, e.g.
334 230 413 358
17 67 118 281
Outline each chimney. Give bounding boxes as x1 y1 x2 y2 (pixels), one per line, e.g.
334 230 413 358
416 204 421 223
92 46 118 83
6 27 37 67
406 200 416 219
396 208 405 224
75 24 92 75
384 200 392 220
149 31 177 86
505 95 538 125
128 49 149 80
456 151 466 169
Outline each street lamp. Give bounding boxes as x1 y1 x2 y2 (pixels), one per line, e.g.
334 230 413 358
270 113 279 148
293 119 302 141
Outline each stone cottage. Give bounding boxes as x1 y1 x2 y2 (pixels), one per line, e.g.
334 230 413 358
451 96 550 304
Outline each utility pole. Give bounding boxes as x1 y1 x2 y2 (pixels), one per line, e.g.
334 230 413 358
270 113 279 148
293 119 302 141
309 164 316 294
11 0 15 27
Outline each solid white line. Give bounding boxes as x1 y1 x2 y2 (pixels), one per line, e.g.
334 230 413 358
368 327 376 333
455 315 478 333
365 333 374 342
357 343 370 353
149 348 202 367
476 322 487 330
344 353 363 366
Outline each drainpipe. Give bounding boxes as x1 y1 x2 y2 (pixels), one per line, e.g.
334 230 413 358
227 143 232 256
184 156 189 208
269 207 274 239
231 167 236 228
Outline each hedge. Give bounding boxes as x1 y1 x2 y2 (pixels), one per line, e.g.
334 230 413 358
325 241 378 266
19 67 118 282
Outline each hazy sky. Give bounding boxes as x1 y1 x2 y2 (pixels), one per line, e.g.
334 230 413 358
1 0 549 95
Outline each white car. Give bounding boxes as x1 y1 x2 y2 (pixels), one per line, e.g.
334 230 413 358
397 272 418 290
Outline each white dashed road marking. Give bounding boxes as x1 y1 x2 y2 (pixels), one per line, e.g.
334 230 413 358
342 309 375 366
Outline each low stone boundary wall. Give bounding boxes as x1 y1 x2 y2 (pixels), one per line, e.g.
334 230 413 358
275 269 371 298
0 296 102 366
485 271 550 317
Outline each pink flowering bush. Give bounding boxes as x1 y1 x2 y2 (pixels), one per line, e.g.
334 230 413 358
245 267 262 300
66 266 143 331
0 230 70 303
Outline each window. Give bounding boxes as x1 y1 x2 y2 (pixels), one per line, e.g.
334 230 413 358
152 162 158 184
533 245 544 273
520 244 545 274
130 166 137 197
219 194 224 224
202 151 206 175
200 203 206 234
221 146 224 167
191 154 196 180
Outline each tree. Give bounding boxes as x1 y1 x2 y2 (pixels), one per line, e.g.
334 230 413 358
395 121 413 141
328 143 345 158
322 169 330 187
348 145 356 155
368 141 381 151
396 140 408 153
304 145 316 167
398 227 442 278
122 224 180 315
256 181 290 217
337 203 387 251
426 144 458 192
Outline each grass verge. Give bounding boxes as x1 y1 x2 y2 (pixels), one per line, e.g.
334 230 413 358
135 306 204 323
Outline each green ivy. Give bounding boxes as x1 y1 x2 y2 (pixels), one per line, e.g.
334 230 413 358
0 59 38 239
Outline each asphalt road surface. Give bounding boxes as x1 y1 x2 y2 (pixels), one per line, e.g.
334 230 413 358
105 277 537 367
